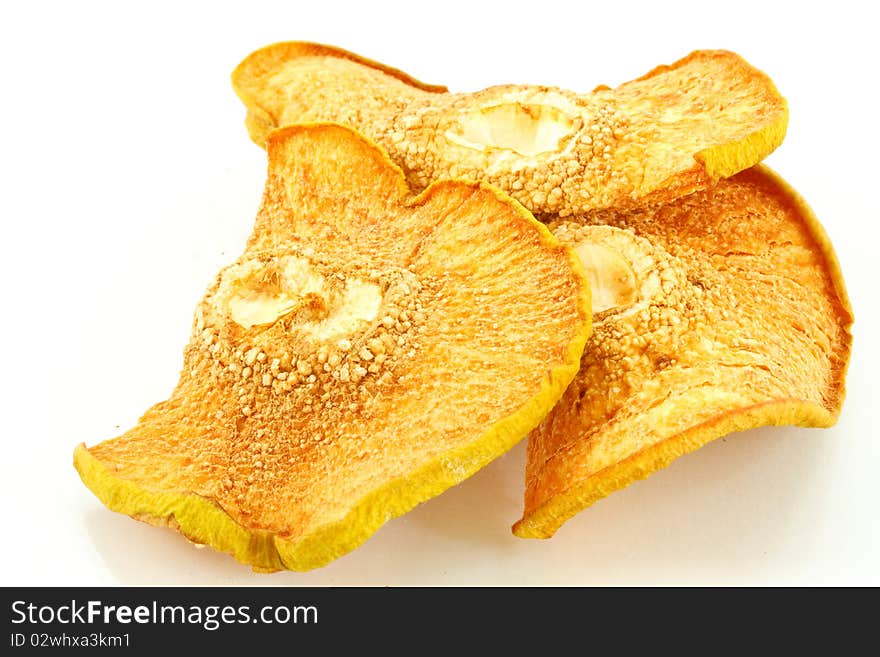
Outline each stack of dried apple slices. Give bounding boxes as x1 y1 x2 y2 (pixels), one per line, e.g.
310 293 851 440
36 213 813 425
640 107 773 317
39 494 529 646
74 44 852 571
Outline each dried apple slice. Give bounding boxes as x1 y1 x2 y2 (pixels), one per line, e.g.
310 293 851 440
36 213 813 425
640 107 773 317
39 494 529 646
74 124 591 571
513 166 852 538
232 42 787 216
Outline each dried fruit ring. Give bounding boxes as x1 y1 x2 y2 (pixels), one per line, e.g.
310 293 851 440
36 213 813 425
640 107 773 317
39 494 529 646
74 124 591 571
515 167 852 537
233 42 787 216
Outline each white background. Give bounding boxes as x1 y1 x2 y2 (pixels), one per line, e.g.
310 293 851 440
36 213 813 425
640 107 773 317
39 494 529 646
1 1 876 585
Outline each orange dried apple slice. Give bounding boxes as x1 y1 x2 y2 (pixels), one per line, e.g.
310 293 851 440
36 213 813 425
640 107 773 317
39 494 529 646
513 166 852 538
232 42 787 216
74 124 591 571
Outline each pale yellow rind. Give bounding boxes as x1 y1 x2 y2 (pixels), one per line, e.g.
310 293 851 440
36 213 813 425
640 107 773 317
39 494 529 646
512 400 832 538
74 445 285 570
695 102 789 181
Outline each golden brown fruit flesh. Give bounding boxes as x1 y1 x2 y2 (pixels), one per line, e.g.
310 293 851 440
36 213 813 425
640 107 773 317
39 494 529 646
513 166 852 538
232 42 787 216
74 124 591 571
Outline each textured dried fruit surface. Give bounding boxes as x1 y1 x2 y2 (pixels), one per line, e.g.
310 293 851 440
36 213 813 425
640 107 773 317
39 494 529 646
74 124 591 570
233 42 787 216
513 166 852 538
